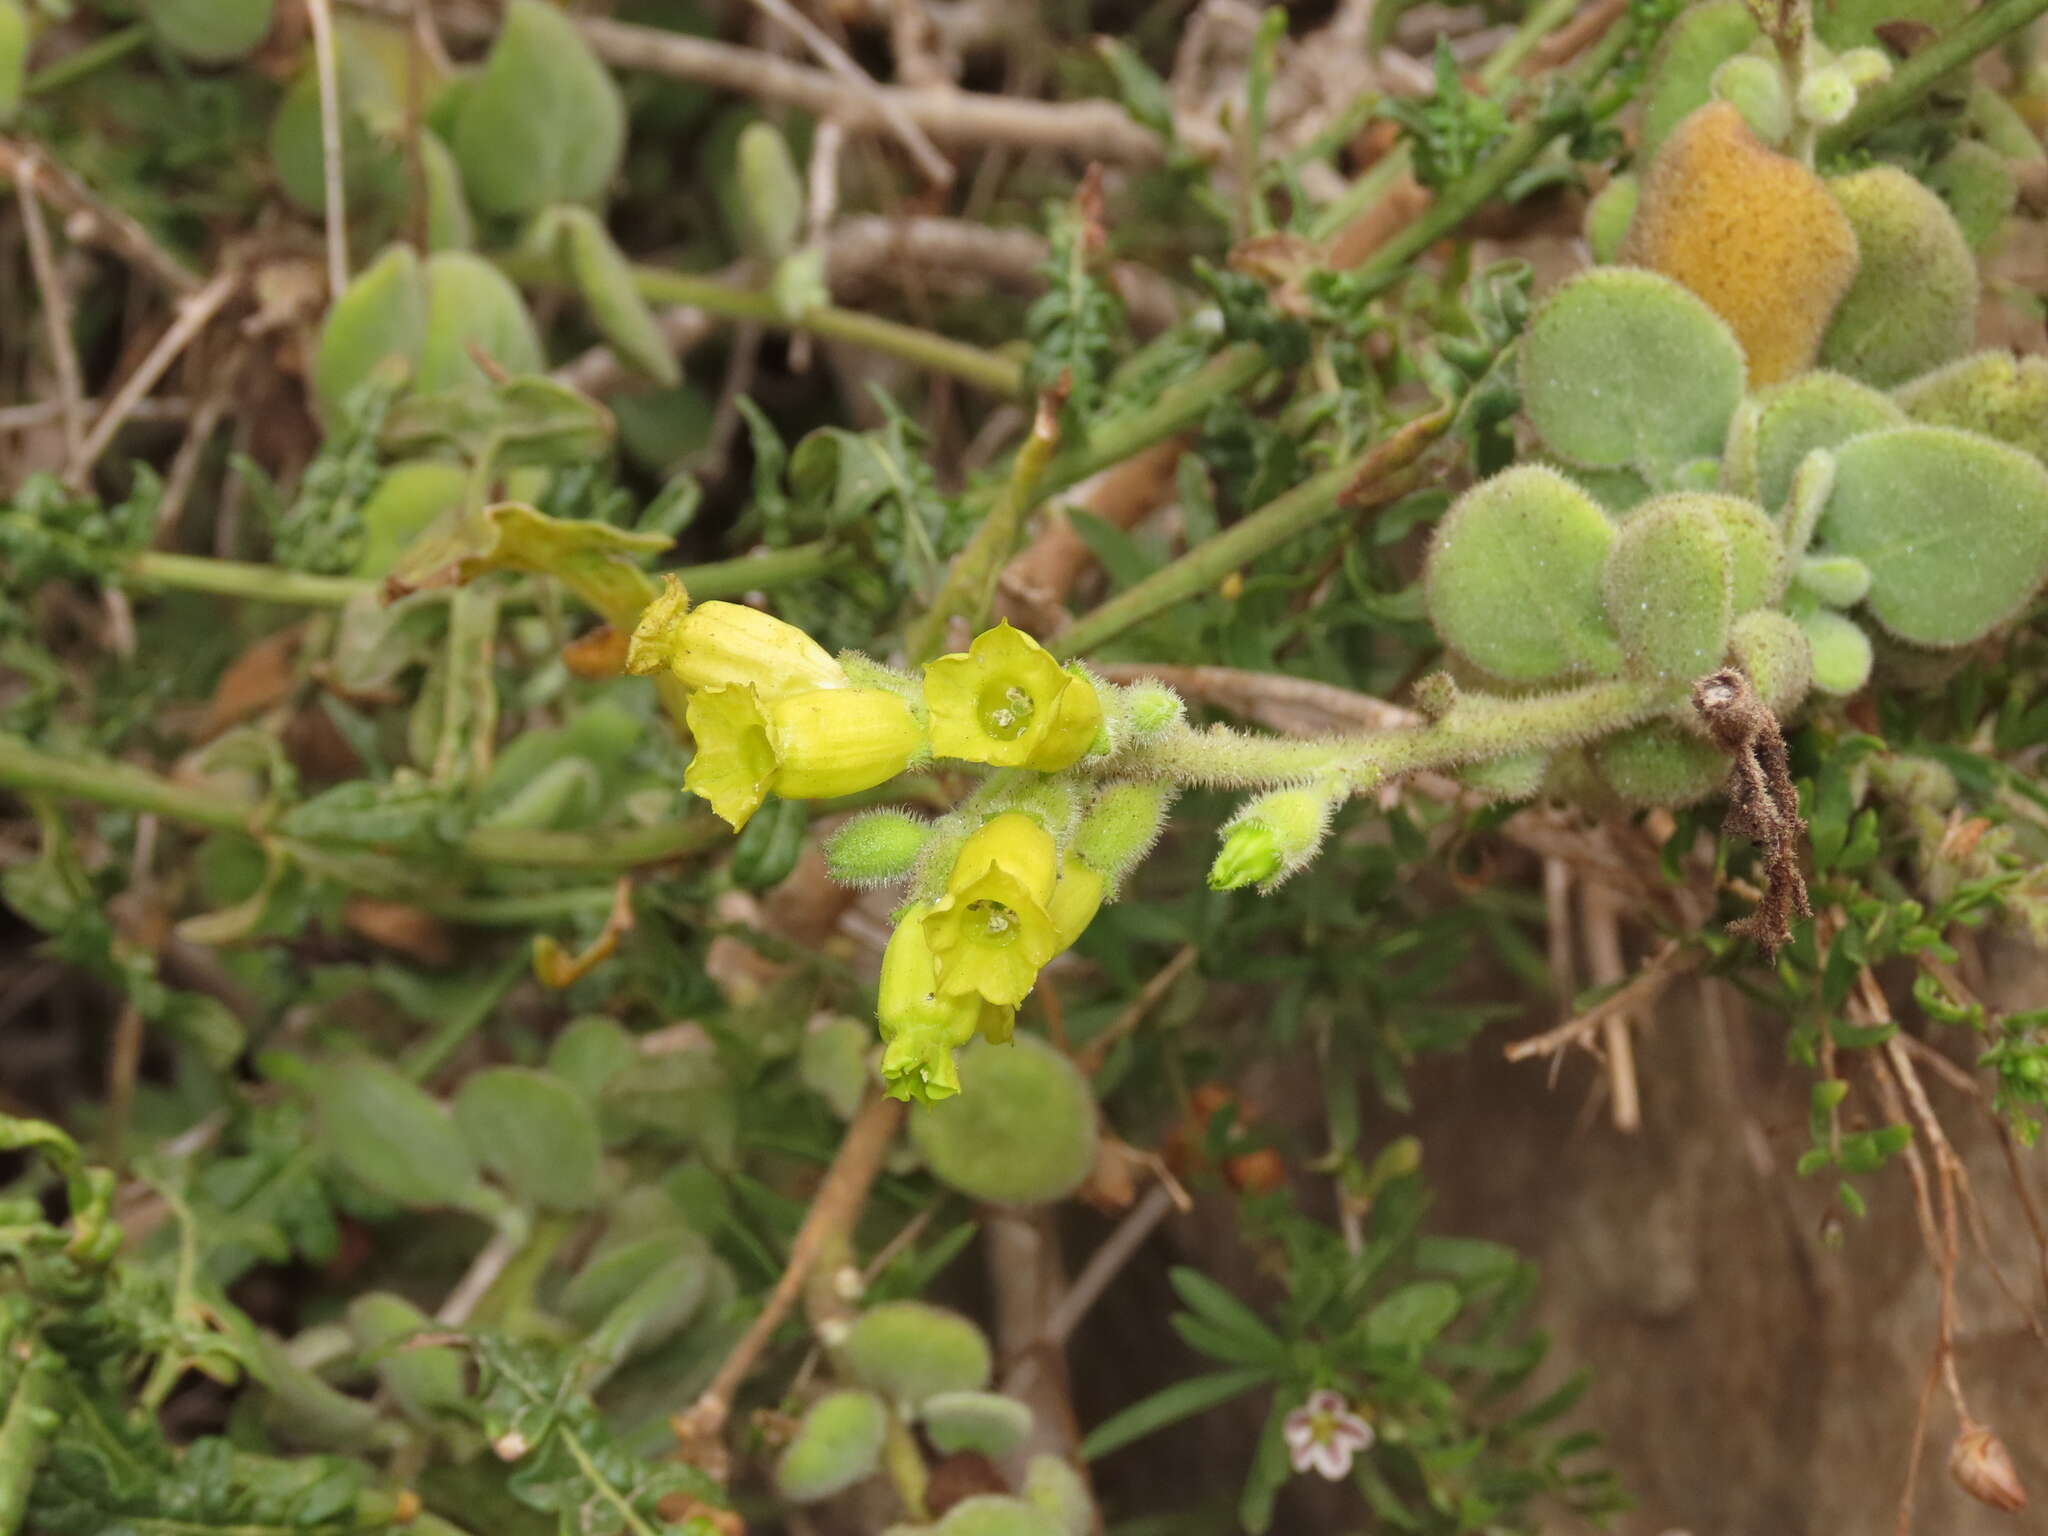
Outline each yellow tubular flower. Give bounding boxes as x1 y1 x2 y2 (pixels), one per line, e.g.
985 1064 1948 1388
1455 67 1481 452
683 685 923 830
878 910 999 1104
922 622 1103 772
1046 854 1106 955
923 813 1061 1007
628 577 846 699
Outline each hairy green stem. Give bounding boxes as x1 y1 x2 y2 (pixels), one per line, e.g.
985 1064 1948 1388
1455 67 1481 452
496 253 1026 400
125 541 835 609
1099 677 1682 790
1051 407 1450 659
0 731 256 834
1822 0 2048 151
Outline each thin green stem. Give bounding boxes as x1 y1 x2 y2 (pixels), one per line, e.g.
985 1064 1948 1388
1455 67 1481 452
0 1341 58 1536
906 400 1061 662
126 541 835 609
0 731 256 834
1099 677 1682 790
1038 343 1269 501
496 253 1026 399
457 819 725 870
25 23 150 95
1051 407 1450 659
1822 0 2048 152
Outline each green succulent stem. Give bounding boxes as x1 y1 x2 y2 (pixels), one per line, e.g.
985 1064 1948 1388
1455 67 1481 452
495 253 1027 400
1051 406 1451 659
23 24 151 96
881 1411 931 1522
124 541 836 609
1094 676 1683 792
1821 0 2048 152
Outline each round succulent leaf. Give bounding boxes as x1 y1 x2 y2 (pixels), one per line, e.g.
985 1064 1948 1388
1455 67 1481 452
1793 553 1872 609
347 1292 467 1422
1593 722 1728 807
454 1066 604 1210
1539 459 1650 517
735 121 806 264
1800 607 1875 694
909 1037 1098 1207
1637 491 1783 611
150 0 274 63
842 1302 993 1411
555 206 681 387
269 37 406 215
1729 609 1814 716
545 1014 641 1104
1456 750 1549 801
775 1390 889 1504
559 1229 709 1329
1820 167 1978 388
1620 103 1859 386
1602 497 1735 683
1710 54 1791 144
314 1056 485 1210
416 251 545 395
1424 466 1623 683
1521 267 1745 472
1928 141 2018 252
1022 1455 1094 1536
1895 350 2048 466
933 1496 1066 1536
921 1391 1035 1459
1584 175 1638 264
1820 425 2048 647
1637 0 1762 164
452 0 626 216
1721 371 1905 514
313 244 427 420
353 461 468 578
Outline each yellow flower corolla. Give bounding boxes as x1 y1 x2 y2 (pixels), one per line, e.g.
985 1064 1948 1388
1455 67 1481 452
683 684 921 830
922 812 1061 1008
877 911 1015 1104
628 577 845 699
922 622 1102 772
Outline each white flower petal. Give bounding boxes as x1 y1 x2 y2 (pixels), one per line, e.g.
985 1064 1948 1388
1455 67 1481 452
1283 1412 1315 1447
1333 1415 1375 1450
1307 1439 1354 1481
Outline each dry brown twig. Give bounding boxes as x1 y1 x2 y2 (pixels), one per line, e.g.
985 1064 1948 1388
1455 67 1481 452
1693 668 1810 959
305 0 351 297
13 154 88 465
0 137 203 296
747 0 952 187
674 1090 906 1460
1503 937 1702 1064
341 0 1164 162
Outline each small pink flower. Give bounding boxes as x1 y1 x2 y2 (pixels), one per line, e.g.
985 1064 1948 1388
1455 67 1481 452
1283 1389 1374 1481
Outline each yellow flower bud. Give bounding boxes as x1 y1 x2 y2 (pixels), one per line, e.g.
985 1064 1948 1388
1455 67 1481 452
877 911 1013 1104
923 813 1062 1007
629 578 845 699
922 622 1103 772
683 684 923 830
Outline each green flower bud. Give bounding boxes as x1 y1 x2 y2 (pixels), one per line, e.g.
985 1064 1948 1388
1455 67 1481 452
152 0 274 63
922 1391 1035 1458
1795 65 1857 128
842 1302 993 1412
775 1389 889 1504
1711 54 1792 144
1836 46 1891 88
1120 681 1185 735
826 811 932 886
909 1037 1098 1207
1209 782 1343 893
1820 167 1977 388
736 121 806 265
1073 782 1176 892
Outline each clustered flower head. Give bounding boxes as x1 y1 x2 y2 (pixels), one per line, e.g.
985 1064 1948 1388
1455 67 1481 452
631 581 1173 1104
